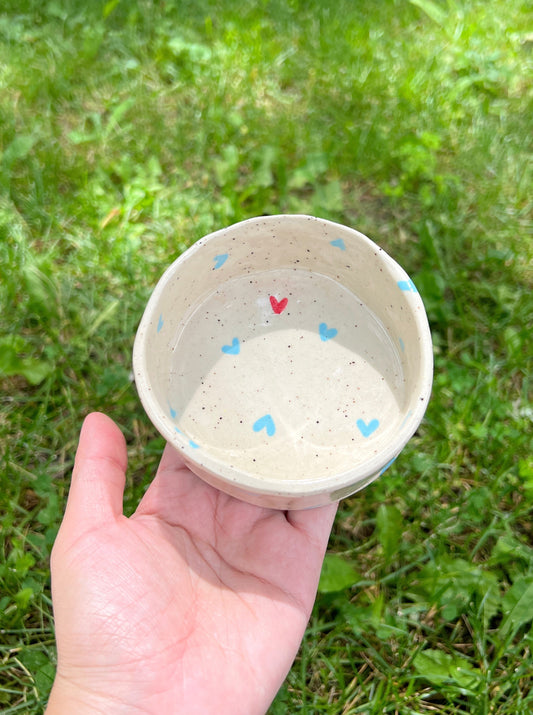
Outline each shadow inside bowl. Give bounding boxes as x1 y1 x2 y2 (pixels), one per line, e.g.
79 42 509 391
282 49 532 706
164 267 406 482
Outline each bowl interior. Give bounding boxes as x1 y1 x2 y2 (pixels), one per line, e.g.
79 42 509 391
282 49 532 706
134 215 432 494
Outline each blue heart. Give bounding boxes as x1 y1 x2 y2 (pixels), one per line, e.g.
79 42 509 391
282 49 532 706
253 414 276 437
157 313 164 333
379 456 397 476
174 426 199 449
319 322 338 342
213 253 229 269
330 238 346 251
222 337 240 355
357 418 380 437
398 279 418 293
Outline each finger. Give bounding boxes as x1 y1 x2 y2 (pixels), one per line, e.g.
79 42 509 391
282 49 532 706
157 440 189 474
286 501 338 549
135 442 209 519
63 412 128 528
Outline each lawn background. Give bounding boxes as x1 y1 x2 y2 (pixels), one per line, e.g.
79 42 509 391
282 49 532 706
1 0 532 712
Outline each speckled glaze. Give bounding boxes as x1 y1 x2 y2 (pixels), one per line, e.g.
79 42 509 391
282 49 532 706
133 215 433 509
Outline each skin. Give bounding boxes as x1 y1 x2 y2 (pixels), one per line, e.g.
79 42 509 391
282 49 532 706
46 413 337 714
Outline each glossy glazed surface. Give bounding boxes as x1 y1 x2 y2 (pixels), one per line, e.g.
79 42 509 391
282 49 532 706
133 215 433 508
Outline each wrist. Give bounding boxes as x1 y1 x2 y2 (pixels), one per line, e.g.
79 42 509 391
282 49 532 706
46 675 132 715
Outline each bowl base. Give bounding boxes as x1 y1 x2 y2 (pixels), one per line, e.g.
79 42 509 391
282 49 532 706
165 268 406 482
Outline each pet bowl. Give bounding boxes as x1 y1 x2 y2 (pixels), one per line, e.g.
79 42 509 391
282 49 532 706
133 215 433 509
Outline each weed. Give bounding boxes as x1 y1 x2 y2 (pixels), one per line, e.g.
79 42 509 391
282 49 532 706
1 0 531 712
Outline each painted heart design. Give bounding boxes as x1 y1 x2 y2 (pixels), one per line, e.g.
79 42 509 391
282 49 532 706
213 253 229 269
270 296 288 314
379 456 396 476
157 313 164 333
253 414 276 437
357 418 380 437
175 426 200 449
398 279 418 293
330 238 346 250
319 322 338 341
222 337 240 355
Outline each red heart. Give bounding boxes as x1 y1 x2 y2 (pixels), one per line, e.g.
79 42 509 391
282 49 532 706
270 296 288 314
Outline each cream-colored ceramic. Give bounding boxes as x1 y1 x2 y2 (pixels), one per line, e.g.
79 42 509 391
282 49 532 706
133 215 433 509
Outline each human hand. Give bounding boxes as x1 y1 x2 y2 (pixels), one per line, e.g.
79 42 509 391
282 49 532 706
46 413 337 715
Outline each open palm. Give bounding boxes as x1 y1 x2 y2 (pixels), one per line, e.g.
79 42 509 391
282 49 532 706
47 413 337 715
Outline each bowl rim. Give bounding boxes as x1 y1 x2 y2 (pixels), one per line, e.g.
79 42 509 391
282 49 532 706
133 214 433 499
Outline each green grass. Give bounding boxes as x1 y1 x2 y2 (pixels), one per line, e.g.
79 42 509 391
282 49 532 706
1 0 532 712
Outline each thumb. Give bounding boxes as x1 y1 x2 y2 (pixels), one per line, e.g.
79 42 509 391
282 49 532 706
63 412 128 529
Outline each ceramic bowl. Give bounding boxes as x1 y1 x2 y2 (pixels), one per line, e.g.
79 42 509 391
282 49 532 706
133 215 433 509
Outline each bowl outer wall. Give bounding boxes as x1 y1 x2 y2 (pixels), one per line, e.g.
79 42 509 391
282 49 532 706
132 215 433 509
